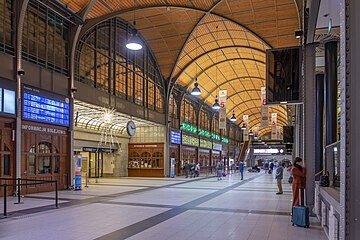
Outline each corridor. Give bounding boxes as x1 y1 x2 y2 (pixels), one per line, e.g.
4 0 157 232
0 173 326 240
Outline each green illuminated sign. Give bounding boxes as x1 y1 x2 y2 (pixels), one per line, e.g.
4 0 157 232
221 137 229 144
181 122 197 134
199 129 211 138
211 133 221 141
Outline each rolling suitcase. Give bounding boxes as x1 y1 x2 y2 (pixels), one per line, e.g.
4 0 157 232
292 188 310 228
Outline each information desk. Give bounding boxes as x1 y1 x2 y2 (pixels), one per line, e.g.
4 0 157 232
128 142 164 177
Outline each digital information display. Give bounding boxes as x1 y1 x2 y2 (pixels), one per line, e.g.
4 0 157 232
0 84 16 116
170 131 181 145
22 85 70 126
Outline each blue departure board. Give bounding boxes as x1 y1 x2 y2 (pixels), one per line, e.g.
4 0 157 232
170 131 181 145
22 85 70 126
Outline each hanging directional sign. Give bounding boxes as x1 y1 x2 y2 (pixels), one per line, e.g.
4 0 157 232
219 90 227 130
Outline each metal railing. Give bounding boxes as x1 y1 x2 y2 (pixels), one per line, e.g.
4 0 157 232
324 141 340 187
0 178 58 217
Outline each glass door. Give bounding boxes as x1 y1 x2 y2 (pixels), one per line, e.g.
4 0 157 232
89 152 103 178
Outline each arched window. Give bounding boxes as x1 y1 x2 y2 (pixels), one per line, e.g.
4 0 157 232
27 141 60 175
200 109 211 132
0 0 13 54
181 98 196 126
75 17 165 113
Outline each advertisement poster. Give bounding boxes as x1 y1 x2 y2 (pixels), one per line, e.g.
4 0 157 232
170 158 175 178
243 115 248 128
271 125 277 140
271 113 277 126
261 106 269 127
219 90 227 130
74 155 82 190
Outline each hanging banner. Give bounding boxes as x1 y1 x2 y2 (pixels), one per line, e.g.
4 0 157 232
74 155 82 191
254 126 259 137
271 113 277 126
271 125 277 140
219 90 227 130
261 87 266 106
243 128 249 141
276 126 282 140
261 106 268 127
243 115 248 128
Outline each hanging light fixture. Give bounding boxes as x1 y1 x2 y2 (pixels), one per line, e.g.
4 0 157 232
212 98 221 110
241 123 246 130
248 130 254 136
191 79 201 96
230 111 236 122
191 15 201 96
212 26 220 110
126 0 143 51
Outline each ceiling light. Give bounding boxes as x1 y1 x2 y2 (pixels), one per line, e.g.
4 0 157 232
191 81 201 96
249 130 254 136
212 98 221 110
241 123 246 130
126 29 143 50
230 111 236 122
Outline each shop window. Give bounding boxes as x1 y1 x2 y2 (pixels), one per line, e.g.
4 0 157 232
3 154 10 176
28 154 35 175
141 152 151 168
54 156 60 174
152 152 163 168
38 142 51 153
129 152 140 168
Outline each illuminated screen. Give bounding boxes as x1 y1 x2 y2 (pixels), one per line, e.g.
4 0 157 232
22 85 70 126
170 131 181 144
4 89 15 114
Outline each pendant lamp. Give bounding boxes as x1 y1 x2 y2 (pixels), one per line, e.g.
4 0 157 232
191 81 201 96
241 123 246 130
212 97 221 110
230 111 236 122
126 0 143 51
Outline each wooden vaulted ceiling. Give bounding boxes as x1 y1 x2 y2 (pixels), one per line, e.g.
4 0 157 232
59 0 300 134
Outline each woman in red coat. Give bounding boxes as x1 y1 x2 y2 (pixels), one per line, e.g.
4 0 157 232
291 157 306 207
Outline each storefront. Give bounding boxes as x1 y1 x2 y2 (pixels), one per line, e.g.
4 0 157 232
199 138 212 174
0 78 16 196
212 142 222 166
128 143 165 177
20 85 71 193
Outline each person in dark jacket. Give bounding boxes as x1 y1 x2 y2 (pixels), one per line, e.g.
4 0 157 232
239 161 244 180
291 157 306 207
184 161 190 178
275 162 285 194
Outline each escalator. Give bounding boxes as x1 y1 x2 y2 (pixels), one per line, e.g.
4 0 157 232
237 139 251 163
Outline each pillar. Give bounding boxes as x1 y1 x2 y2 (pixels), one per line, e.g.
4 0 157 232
315 73 324 180
325 41 338 186
339 0 360 239
303 44 316 207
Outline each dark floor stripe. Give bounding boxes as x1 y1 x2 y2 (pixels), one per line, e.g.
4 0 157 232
96 174 263 240
1 175 217 220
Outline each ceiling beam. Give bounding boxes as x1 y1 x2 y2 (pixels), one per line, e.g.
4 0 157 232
306 0 321 44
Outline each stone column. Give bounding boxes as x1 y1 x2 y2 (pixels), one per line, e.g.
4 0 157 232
304 44 316 207
340 0 360 239
315 73 325 180
113 142 128 177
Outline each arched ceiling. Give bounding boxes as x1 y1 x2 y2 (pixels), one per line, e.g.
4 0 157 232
59 0 300 132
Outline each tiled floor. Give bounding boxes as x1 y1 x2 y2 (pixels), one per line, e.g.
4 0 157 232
0 172 327 240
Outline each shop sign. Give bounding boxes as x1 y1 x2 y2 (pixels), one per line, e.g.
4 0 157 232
180 122 197 134
213 143 222 151
22 124 67 135
133 144 160 148
182 134 199 147
82 147 115 153
170 131 181 145
271 113 277 126
200 139 212 149
22 85 70 127
221 137 229 144
219 90 227 130
198 129 211 138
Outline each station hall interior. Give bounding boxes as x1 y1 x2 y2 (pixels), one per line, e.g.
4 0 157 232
0 0 359 239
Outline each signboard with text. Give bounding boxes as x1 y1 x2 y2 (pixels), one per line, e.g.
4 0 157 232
219 90 227 130
170 131 181 144
0 79 16 117
22 85 70 126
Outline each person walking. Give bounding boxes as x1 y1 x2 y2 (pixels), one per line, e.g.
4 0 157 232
195 162 200 177
215 159 224 180
291 157 306 207
239 160 244 180
184 161 190 178
276 162 285 194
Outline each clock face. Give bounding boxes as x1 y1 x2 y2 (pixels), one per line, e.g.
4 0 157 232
127 121 136 136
